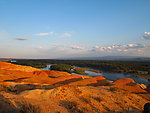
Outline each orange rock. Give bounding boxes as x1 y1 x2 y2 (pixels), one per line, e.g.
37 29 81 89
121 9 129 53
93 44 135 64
0 61 12 66
140 84 147 89
0 61 41 72
112 78 148 93
46 70 71 77
113 78 136 85
92 76 106 81
33 71 48 77
69 75 106 86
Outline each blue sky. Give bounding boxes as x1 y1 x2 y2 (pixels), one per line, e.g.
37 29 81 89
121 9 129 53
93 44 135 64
0 0 150 58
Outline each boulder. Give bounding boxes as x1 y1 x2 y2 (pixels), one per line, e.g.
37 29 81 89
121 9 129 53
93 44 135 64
33 71 48 77
113 78 136 85
140 84 147 89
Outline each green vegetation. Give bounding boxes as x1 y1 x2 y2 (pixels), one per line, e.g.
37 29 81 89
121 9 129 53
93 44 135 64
51 64 87 75
74 67 101 73
51 64 73 73
73 69 87 75
11 61 48 68
10 59 150 78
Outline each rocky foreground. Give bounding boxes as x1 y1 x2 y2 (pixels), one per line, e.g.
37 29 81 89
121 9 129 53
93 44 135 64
0 62 150 113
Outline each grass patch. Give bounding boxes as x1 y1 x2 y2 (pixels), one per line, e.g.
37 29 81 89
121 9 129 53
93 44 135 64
19 101 41 113
59 100 87 113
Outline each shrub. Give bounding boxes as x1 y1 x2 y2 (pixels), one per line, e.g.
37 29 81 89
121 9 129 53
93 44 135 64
20 101 41 113
59 100 87 113
73 69 87 75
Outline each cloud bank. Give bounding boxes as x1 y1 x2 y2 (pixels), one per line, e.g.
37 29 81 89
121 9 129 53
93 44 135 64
70 45 85 50
33 32 54 36
91 43 147 53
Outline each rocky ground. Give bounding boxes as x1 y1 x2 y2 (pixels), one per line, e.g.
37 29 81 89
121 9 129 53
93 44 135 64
0 61 150 113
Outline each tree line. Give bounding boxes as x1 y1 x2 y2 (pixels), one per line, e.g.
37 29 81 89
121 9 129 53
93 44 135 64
10 59 150 75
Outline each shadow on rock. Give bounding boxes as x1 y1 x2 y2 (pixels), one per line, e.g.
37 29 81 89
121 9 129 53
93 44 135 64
87 80 113 87
0 94 19 113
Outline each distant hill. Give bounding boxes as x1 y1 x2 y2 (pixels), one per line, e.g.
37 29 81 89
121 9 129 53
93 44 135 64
1 56 150 61
63 56 150 61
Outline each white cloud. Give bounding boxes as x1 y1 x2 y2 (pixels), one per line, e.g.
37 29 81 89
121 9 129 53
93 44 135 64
92 45 122 52
93 46 105 51
107 46 113 50
91 43 146 53
36 46 44 49
60 32 72 38
126 44 135 47
116 49 128 52
105 45 122 51
126 43 145 49
70 45 85 50
33 44 85 58
51 44 86 51
30 42 149 58
35 46 48 50
144 32 150 35
33 32 54 36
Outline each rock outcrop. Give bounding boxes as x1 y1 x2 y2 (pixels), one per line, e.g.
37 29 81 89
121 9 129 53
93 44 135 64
0 61 41 72
113 78 136 85
0 62 149 113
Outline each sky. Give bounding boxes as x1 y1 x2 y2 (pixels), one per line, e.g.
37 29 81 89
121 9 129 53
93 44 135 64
0 0 150 59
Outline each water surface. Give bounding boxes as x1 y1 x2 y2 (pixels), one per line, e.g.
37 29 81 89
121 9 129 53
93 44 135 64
41 65 148 85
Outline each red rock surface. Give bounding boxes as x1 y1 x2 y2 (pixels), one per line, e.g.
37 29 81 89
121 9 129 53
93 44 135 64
113 78 136 85
33 71 49 77
0 61 41 72
0 62 84 85
69 75 106 86
0 62 150 113
112 78 148 94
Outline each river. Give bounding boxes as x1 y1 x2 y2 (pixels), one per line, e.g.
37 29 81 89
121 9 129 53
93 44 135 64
41 65 148 85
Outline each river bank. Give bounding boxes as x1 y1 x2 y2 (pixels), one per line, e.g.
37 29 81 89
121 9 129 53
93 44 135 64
41 64 149 85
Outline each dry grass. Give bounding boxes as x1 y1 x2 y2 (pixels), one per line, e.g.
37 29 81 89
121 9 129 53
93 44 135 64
19 101 41 113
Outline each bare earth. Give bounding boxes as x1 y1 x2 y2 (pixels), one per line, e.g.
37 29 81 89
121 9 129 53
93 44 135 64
0 61 150 113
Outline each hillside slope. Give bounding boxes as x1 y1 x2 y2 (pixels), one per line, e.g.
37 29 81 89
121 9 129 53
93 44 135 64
0 62 150 113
